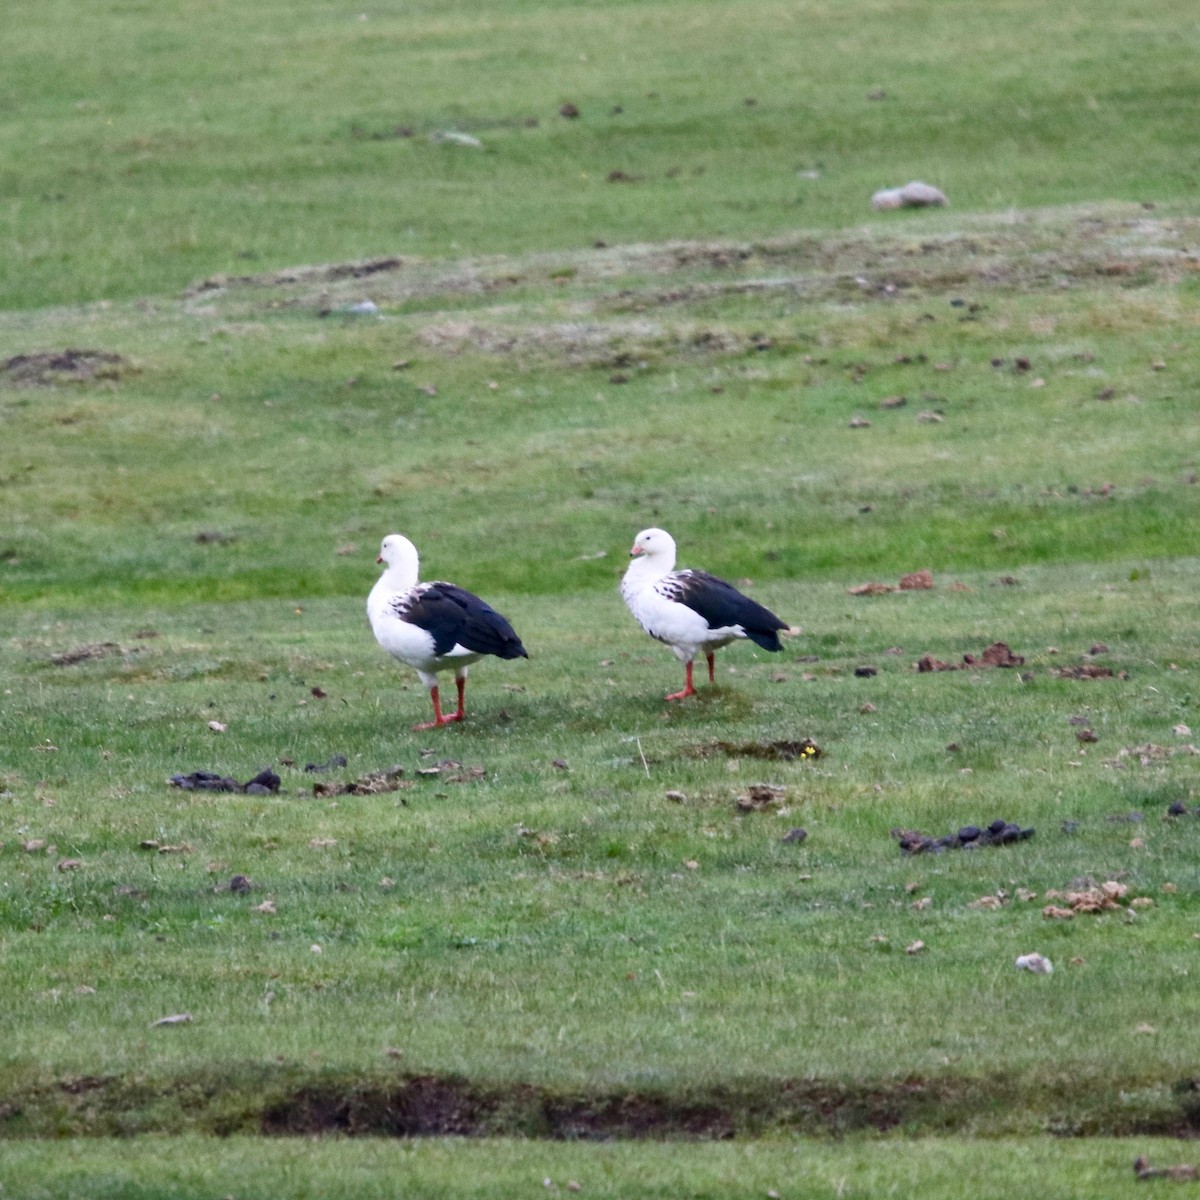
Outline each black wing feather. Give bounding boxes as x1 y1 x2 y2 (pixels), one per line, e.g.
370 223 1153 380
673 570 787 651
404 582 528 659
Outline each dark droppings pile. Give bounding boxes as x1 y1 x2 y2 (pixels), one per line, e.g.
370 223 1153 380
892 819 1034 854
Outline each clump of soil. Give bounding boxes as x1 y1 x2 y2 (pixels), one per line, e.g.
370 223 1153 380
917 641 1024 671
1041 879 1150 919
848 569 934 595
2 349 130 386
898 569 934 590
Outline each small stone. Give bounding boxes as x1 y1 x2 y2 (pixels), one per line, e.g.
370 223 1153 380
871 180 948 210
150 1013 193 1027
1015 952 1053 975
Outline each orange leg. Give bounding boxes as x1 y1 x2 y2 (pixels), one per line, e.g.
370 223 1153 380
413 678 467 730
665 660 697 702
706 651 716 683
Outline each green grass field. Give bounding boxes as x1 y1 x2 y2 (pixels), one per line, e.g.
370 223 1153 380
3 0 1200 1195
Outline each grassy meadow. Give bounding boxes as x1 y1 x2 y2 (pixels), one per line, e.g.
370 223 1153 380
3 0 1200 1195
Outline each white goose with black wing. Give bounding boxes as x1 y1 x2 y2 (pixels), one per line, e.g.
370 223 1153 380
621 527 789 700
368 534 527 730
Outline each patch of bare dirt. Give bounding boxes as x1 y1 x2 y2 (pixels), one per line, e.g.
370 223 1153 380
414 760 486 783
8 1067 1200 1139
686 737 822 761
735 783 786 812
3 349 131 387
185 257 409 295
1054 664 1125 679
180 210 1200 328
414 316 746 369
259 1074 940 1139
50 642 124 666
263 1075 498 1137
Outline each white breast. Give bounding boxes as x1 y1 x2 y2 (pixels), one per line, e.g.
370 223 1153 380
622 573 740 658
368 582 482 676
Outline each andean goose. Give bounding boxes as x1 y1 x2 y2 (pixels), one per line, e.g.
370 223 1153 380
368 534 527 729
621 527 788 700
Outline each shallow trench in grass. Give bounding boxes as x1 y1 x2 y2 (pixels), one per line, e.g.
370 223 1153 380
5 1070 1200 1140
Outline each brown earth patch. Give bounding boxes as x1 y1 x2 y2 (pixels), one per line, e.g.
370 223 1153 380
185 257 408 295
686 737 822 761
3 349 131 387
917 641 1024 671
4 1069 1200 1139
252 1073 1200 1140
50 642 124 666
1053 664 1124 679
312 765 412 797
259 1074 944 1139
